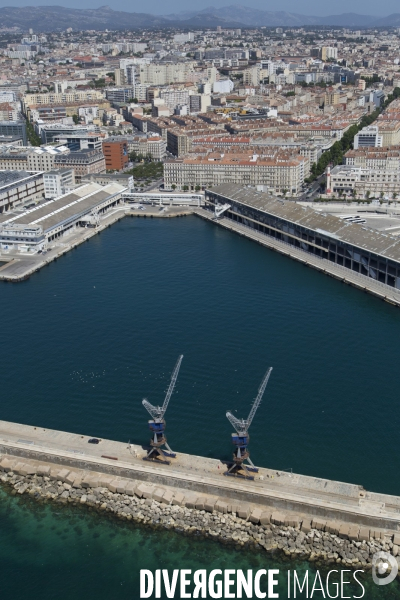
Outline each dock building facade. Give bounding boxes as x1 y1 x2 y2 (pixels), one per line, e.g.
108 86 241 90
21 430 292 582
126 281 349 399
205 185 400 289
0 181 126 252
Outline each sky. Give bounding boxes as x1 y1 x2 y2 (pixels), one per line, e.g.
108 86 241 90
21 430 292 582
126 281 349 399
0 0 396 17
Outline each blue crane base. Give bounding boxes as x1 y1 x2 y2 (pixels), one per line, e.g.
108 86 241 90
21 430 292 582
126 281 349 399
143 423 176 464
225 439 259 479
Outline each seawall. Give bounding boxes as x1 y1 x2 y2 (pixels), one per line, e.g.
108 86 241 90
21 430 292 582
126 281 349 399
193 208 400 308
0 419 399 535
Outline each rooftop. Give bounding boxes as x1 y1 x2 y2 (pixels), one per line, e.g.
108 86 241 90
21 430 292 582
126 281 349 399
0 170 42 188
0 182 125 232
208 184 400 263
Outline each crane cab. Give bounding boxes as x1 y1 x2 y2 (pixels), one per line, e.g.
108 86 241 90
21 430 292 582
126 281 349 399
231 432 249 448
148 420 165 434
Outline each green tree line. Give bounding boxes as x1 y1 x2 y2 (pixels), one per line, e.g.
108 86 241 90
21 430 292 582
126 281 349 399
306 87 400 183
26 120 41 146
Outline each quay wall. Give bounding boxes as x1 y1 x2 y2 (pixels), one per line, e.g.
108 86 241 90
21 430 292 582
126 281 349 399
2 201 400 310
193 208 400 308
0 420 400 533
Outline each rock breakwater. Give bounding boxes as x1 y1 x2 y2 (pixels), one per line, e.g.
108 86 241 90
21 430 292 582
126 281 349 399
1 455 400 574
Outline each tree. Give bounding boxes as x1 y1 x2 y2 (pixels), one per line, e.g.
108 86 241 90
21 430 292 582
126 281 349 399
366 190 371 199
195 185 201 191
171 184 176 190
72 114 79 124
26 120 41 146
183 185 189 191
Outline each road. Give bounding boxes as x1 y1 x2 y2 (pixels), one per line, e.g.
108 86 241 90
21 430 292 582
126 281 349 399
298 173 325 201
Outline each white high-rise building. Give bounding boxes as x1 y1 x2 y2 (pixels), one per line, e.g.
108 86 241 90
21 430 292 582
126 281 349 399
354 126 383 149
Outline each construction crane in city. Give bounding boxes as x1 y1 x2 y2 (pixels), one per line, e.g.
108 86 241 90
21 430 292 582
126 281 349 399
142 354 183 465
225 366 273 480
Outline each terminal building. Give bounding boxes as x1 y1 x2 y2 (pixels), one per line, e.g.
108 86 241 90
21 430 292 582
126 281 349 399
0 181 126 253
0 170 44 212
205 185 400 289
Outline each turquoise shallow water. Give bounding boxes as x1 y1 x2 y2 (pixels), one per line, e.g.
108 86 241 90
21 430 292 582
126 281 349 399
1 215 400 598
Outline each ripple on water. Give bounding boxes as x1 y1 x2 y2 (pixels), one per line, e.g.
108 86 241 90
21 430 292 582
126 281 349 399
0 216 400 597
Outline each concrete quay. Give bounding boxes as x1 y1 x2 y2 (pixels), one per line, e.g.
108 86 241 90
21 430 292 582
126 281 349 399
0 206 191 282
0 419 400 536
193 208 400 308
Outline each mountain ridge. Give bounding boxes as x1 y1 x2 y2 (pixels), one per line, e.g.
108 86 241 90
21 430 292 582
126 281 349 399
0 4 394 31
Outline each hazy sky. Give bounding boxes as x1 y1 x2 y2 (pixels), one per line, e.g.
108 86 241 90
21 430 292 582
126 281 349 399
0 0 396 16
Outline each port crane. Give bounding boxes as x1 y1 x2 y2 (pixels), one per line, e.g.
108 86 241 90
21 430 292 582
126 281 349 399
225 367 273 479
142 354 183 465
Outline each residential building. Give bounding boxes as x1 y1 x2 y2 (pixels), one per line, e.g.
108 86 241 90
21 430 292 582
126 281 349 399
126 135 166 160
164 151 308 194
43 169 75 199
102 139 128 171
54 148 106 181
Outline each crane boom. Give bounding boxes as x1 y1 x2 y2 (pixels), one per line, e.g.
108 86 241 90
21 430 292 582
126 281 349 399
246 366 273 429
142 355 183 422
161 354 183 416
226 366 273 435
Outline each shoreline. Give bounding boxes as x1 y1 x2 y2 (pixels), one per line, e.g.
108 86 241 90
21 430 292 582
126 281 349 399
2 203 400 309
1 456 399 574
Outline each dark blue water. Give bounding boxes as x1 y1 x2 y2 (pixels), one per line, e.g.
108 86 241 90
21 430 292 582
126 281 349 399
1 215 400 598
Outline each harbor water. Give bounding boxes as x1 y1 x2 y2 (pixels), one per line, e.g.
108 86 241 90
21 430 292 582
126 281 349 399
1 214 400 598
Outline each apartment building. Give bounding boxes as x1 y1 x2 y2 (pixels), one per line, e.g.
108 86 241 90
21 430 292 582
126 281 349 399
167 130 193 156
43 169 75 199
139 63 196 85
164 151 308 194
54 149 106 181
27 146 70 171
327 164 400 197
127 135 166 160
0 146 29 170
189 94 211 114
0 102 19 121
344 147 400 170
377 120 400 146
321 46 338 61
160 89 190 111
0 145 70 171
21 90 105 113
102 139 128 171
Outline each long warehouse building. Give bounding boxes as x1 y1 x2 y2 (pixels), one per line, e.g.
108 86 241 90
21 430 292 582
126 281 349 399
205 184 400 289
0 181 126 253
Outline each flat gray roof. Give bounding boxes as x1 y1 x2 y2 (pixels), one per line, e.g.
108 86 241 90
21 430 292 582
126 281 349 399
0 182 126 233
208 185 400 262
0 170 40 188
